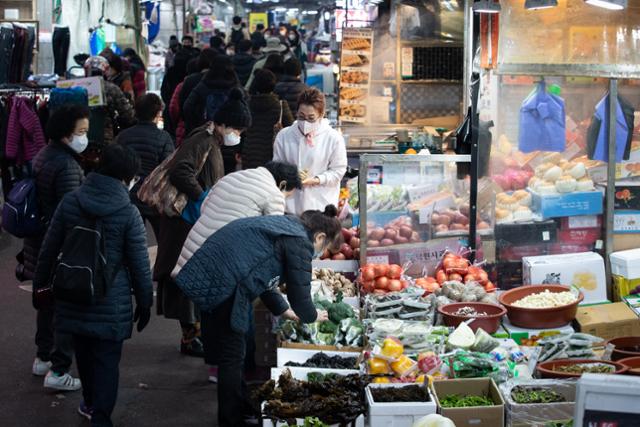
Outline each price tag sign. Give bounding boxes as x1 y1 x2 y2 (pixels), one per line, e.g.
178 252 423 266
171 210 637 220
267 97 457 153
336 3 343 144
568 215 599 229
542 231 550 241
367 255 389 265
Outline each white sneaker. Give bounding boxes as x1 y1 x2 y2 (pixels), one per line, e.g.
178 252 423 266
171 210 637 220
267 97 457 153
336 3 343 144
43 371 82 391
32 358 52 376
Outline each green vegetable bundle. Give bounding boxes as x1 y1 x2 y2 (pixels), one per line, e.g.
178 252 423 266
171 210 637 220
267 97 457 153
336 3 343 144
440 393 495 408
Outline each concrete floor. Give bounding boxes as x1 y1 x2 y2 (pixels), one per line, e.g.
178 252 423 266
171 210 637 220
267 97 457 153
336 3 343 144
0 229 217 427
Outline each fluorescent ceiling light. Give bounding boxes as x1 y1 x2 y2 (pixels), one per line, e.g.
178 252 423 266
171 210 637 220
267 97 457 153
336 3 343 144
584 0 626 9
472 0 501 13
525 0 557 9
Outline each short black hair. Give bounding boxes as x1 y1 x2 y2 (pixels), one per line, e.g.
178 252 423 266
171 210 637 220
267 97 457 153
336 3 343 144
237 39 252 53
186 57 199 75
134 93 164 122
46 104 91 141
250 69 277 95
99 143 140 183
210 35 225 49
198 48 218 71
107 54 123 73
264 54 284 75
256 23 265 31
284 57 302 77
182 35 194 43
264 161 302 191
233 16 242 25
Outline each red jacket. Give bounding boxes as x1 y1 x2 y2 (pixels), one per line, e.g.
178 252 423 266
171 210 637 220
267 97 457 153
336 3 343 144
132 69 146 98
169 82 185 147
5 97 46 165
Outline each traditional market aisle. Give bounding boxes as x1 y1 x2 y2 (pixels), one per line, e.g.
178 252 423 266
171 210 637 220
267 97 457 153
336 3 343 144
0 230 216 427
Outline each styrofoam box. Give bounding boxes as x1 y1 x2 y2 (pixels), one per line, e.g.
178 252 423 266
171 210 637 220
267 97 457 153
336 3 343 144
270 366 359 381
312 259 360 273
366 383 437 427
522 252 608 305
574 373 640 426
261 405 365 427
276 348 360 369
610 248 640 279
281 294 360 310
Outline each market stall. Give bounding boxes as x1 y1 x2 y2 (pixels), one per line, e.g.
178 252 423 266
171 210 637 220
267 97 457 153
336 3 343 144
255 1 640 426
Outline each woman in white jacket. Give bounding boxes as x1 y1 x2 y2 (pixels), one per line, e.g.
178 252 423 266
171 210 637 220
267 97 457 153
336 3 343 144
171 161 302 385
273 88 348 215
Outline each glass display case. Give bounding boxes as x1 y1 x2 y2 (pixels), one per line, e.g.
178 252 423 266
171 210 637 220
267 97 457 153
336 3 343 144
357 153 489 277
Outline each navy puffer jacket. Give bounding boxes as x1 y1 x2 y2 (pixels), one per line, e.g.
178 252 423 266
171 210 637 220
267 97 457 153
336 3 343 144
33 173 153 341
176 215 318 333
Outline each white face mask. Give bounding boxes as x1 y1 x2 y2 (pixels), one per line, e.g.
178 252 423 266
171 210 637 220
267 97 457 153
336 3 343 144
299 120 319 136
68 134 89 154
223 132 241 146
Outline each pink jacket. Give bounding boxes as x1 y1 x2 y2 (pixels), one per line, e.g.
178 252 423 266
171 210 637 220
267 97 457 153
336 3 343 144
5 97 46 165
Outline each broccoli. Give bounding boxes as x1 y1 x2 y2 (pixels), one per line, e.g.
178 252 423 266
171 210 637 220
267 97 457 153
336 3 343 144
327 292 355 324
319 321 338 334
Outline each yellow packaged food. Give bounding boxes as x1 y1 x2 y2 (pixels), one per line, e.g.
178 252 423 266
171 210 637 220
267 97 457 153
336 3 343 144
368 357 391 375
381 337 404 359
390 355 418 377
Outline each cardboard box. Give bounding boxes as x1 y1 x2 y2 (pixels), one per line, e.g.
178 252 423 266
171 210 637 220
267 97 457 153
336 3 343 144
432 378 505 427
613 233 640 251
530 190 603 220
556 228 600 245
366 383 437 427
546 243 593 255
495 221 557 249
502 317 574 345
611 181 640 210
522 252 608 305
559 215 602 230
613 209 640 233
574 302 640 340
623 295 640 316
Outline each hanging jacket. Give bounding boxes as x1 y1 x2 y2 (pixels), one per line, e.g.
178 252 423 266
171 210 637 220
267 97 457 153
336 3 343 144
518 81 566 154
22 141 85 279
33 173 153 341
115 121 175 216
175 215 318 333
5 97 47 165
169 82 186 146
172 166 286 277
274 75 307 114
241 93 293 170
232 53 257 86
273 119 347 215
587 93 634 163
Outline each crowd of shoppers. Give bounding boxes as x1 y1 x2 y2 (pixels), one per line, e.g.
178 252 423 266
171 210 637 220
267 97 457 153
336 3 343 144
8 14 347 427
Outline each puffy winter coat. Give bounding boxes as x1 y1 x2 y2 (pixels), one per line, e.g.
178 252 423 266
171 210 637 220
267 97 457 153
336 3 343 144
5 97 46 165
274 75 307 114
115 122 175 216
232 53 257 87
172 166 285 277
241 93 293 170
175 215 318 333
22 141 84 279
33 173 153 341
169 83 186 147
183 78 238 134
103 80 136 145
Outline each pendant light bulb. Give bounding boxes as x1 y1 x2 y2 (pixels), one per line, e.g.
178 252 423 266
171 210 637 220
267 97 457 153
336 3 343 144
584 0 627 9
472 0 501 14
525 0 558 10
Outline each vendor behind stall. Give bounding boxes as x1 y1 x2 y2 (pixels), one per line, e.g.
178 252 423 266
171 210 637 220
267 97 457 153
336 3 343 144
273 88 347 215
175 206 340 427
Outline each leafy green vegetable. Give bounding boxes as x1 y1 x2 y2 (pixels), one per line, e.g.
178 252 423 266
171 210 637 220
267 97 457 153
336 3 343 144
319 321 338 334
511 386 566 404
327 292 355 324
440 394 494 408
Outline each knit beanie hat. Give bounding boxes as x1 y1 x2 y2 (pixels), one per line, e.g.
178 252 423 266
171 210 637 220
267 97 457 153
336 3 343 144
213 87 252 129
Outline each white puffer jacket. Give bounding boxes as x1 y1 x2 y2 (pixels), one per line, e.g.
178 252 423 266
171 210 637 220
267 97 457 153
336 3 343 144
171 167 285 277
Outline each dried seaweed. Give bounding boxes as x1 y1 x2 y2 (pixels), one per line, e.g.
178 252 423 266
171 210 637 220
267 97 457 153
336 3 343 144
285 353 358 370
260 370 369 425
370 385 431 402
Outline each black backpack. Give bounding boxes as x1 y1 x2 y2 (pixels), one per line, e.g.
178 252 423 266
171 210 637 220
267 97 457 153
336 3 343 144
231 28 244 46
51 201 112 305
